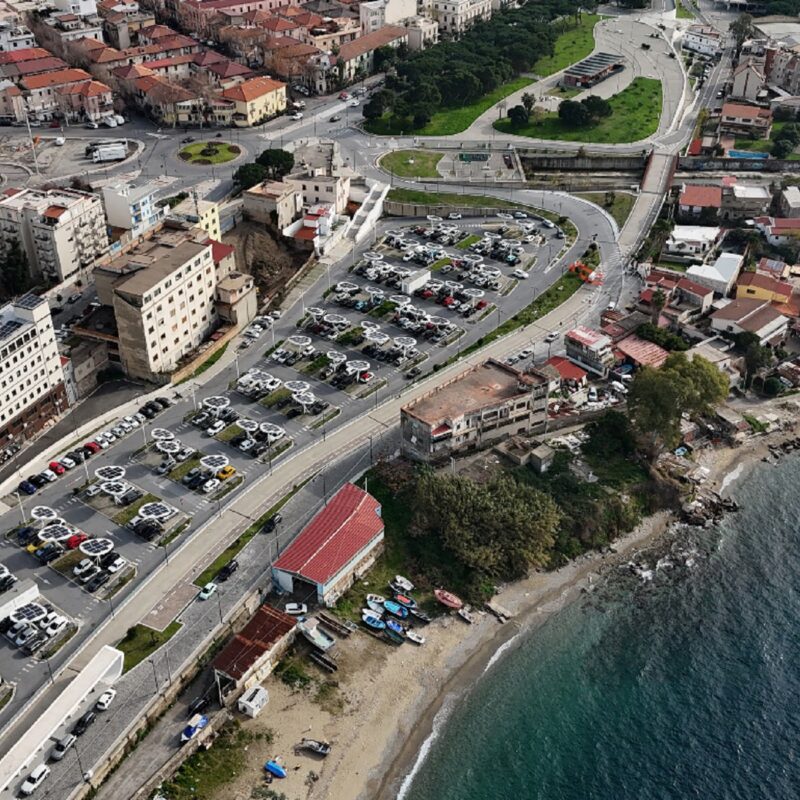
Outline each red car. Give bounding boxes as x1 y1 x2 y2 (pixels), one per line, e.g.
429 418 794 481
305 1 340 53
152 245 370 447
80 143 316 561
66 533 88 550
338 91 349 100
49 120 60 128
84 441 101 454
476 300 489 310
48 461 66 476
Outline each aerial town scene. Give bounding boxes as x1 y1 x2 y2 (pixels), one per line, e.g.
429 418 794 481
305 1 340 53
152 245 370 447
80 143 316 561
0 0 798 796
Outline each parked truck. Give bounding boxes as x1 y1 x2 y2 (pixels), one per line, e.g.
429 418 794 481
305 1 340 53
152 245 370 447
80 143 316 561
91 143 127 163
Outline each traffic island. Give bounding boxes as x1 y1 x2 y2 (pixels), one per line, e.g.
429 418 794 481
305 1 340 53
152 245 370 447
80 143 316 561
178 141 241 166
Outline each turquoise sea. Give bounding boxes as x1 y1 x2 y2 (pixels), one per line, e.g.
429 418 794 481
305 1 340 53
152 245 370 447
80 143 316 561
402 455 800 800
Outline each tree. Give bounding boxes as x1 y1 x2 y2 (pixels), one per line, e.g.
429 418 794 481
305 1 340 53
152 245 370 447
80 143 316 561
662 352 728 416
373 45 396 73
413 107 433 128
772 139 795 159
363 97 385 120
521 92 535 119
583 410 637 460
581 94 612 120
508 104 529 126
650 288 666 325
730 13 755 50
255 149 294 179
232 162 267 189
558 99 591 127
2 239 30 298
743 342 772 388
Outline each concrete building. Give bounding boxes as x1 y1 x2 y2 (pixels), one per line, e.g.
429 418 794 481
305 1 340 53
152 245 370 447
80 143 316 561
0 187 109 283
755 215 800 247
564 326 615 377
220 75 286 126
664 225 721 258
426 0 491 38
168 192 222 240
53 0 98 16
243 179 302 229
722 182 771 220
681 24 722 57
401 358 549 462
678 184 722 219
0 19 35 52
735 271 793 306
272 482 385 606
730 59 765 102
102 181 166 239
359 0 415 34
686 252 743 296
561 52 624 88
710 298 788 343
405 15 438 50
0 294 68 449
778 185 800 218
719 102 772 139
284 169 350 215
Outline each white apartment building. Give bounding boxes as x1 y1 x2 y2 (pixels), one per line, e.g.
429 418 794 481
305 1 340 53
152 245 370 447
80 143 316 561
95 235 219 382
405 16 438 50
102 181 165 239
0 294 68 449
0 188 109 283
681 25 722 57
359 0 416 34
53 0 98 16
0 19 35 52
425 0 491 37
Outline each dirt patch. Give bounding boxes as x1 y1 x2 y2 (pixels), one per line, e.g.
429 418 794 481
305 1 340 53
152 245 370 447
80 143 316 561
222 219 306 302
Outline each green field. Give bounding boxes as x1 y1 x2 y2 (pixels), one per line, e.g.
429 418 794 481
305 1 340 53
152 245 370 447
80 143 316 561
117 622 182 672
576 192 636 229
365 76 533 136
380 150 443 178
178 141 240 165
733 121 800 160
533 13 603 77
676 2 695 19
494 78 662 144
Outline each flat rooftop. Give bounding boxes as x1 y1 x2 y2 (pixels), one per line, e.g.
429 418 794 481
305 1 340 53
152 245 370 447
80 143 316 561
403 359 536 425
564 51 623 77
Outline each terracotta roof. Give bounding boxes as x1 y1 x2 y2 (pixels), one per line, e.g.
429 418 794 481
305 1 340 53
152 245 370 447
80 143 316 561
275 42 320 58
11 57 69 76
21 68 92 91
57 79 112 97
136 77 197 103
43 205 67 220
0 47 50 65
261 16 298 32
211 605 296 681
289 11 325 27
544 355 587 382
721 102 772 121
193 49 228 66
273 483 384 585
138 23 175 40
0 85 22 97
221 75 286 102
711 297 783 328
144 53 196 70
676 276 713 297
736 271 793 301
91 45 123 63
206 59 253 78
112 63 155 80
679 184 722 208
54 12 79 21
615 335 669 368
75 37 107 52
338 25 406 62
294 225 317 240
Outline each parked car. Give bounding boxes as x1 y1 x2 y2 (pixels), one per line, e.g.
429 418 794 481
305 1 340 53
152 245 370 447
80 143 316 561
262 513 282 533
202 478 220 494
182 467 201 485
48 462 66 476
206 420 225 437
217 559 239 581
18 480 37 495
198 582 217 600
544 331 559 343
20 763 50 796
51 734 76 761
217 465 236 480
86 572 110 593
72 710 96 736
284 603 307 616
96 688 117 710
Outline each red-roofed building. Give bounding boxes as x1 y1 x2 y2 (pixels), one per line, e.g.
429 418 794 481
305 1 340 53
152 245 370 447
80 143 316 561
56 79 114 122
0 47 50 65
614 335 670 368
720 102 772 138
272 483 385 606
212 604 296 694
544 355 588 386
678 184 723 219
3 56 69 79
754 216 800 246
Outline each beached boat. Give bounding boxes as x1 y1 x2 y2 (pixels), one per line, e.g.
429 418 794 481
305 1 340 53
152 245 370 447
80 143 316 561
366 593 386 606
458 607 475 624
180 714 208 743
298 618 336 651
385 618 406 637
384 627 405 645
361 610 386 631
366 598 385 616
383 599 409 619
410 608 432 624
393 592 417 609
264 760 287 778
406 630 426 645
298 738 331 757
393 575 414 592
435 588 463 610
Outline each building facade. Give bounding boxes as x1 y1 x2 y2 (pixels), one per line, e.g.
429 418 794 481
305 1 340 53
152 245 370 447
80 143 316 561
0 294 68 449
220 75 286 126
401 359 549 462
102 181 166 238
243 179 302 229
681 25 722 57
426 0 491 37
564 326 615 377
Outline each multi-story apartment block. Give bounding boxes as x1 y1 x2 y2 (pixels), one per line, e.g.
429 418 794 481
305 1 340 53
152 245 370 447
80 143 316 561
564 326 615 377
405 16 438 50
102 181 166 239
0 187 109 283
681 25 722 57
44 13 105 43
93 233 219 382
425 0 491 38
0 19 36 52
53 0 98 16
401 359 549 462
167 191 222 239
719 102 772 139
359 0 416 34
0 294 68 449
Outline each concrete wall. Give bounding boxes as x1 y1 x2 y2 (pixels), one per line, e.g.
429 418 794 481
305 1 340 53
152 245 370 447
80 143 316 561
678 156 800 173
520 155 647 173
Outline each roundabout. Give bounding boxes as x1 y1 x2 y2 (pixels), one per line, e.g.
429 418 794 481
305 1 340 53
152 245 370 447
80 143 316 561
178 140 241 165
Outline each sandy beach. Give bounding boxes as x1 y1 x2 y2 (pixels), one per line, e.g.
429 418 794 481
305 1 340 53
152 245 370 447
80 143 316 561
214 412 800 800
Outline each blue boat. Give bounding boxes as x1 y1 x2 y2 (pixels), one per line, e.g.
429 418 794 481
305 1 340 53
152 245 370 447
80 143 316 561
265 760 287 778
383 599 409 619
361 610 386 630
385 618 406 638
180 714 208 743
393 592 417 609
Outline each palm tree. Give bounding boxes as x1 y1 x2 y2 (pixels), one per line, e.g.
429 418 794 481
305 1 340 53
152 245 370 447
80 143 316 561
651 287 666 325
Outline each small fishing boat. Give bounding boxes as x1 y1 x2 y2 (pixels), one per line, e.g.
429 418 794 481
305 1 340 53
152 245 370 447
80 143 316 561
384 627 404 645
383 599 409 619
366 598 385 616
361 610 386 630
393 592 417 609
393 575 414 592
410 608 432 624
298 618 336 651
406 630 426 645
385 618 406 637
298 738 331 757
366 593 386 606
264 760 287 779
458 607 475 624
180 714 208 743
434 588 463 610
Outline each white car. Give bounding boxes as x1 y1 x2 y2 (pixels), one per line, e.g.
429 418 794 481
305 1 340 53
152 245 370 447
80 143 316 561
39 469 57 482
348 99 360 106
60 456 76 470
496 212 514 220
85 121 99 129
45 617 68 638
202 478 220 494
73 558 94 578
206 420 225 436
447 212 462 220
512 269 529 279
123 415 139 428
96 688 117 710
106 555 126 574
198 582 217 600
544 331 559 343
54 137 65 146
284 603 307 616
290 112 304 120
20 764 50 796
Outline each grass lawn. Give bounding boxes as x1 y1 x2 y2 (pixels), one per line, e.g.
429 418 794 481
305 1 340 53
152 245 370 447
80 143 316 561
533 13 602 77
52 549 85 577
676 2 695 19
260 386 291 408
179 342 228 384
733 122 800 160
494 78 662 144
310 407 341 429
112 493 158 527
547 86 582 99
178 141 240 165
117 622 182 672
388 188 516 209
456 234 481 250
430 257 452 271
302 353 331 375
576 192 636 228
380 150 443 178
365 76 533 136
169 455 201 482
216 423 243 443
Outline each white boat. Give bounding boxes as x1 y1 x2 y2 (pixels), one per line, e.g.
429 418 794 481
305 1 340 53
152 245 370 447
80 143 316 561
297 618 336 651
366 599 384 615
393 575 414 592
458 607 475 624
366 593 386 605
406 630 426 645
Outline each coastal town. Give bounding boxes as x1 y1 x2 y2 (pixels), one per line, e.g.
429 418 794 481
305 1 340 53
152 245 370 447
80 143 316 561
0 0 800 796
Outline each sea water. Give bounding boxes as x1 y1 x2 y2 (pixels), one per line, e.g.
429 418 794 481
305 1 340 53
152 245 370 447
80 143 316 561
404 455 800 800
